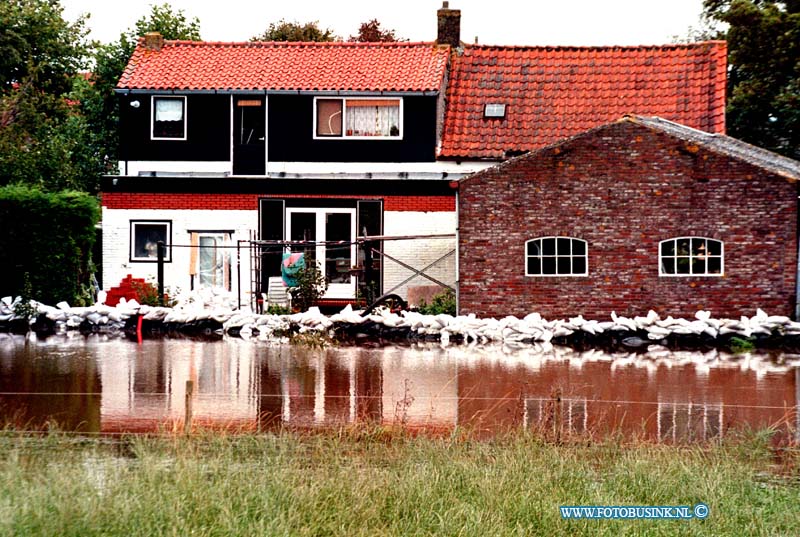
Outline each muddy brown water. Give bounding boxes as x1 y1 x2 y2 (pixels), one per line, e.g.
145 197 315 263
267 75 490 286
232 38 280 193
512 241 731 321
0 334 797 443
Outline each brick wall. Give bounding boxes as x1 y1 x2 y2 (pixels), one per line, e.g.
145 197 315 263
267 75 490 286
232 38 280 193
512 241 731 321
458 121 798 319
102 192 454 212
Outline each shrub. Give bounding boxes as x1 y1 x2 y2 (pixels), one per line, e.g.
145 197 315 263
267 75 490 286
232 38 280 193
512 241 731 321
416 289 456 316
289 263 328 312
0 185 99 305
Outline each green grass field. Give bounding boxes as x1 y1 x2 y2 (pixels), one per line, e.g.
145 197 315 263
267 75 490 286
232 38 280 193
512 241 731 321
0 429 797 536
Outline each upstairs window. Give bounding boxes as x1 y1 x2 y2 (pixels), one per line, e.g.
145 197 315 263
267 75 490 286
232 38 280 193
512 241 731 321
525 237 588 276
315 97 401 139
659 237 723 276
152 96 186 140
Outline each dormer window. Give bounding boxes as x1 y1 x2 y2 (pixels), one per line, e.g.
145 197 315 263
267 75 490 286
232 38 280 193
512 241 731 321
484 103 506 118
151 96 186 140
314 97 402 139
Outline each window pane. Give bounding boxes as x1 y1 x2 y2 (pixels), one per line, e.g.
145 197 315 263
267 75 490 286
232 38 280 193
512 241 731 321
325 213 352 284
527 258 541 275
290 212 317 264
153 98 184 138
676 238 690 256
557 257 571 274
542 238 556 255
708 257 721 274
661 258 675 274
542 257 556 275
526 240 540 256
691 238 706 256
707 240 722 256
572 256 586 274
133 224 167 259
661 241 674 257
345 99 400 137
317 99 343 136
557 238 571 255
572 239 586 256
691 258 706 275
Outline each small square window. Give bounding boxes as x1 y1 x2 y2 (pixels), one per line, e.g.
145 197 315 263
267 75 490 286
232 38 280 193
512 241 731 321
484 103 506 118
130 221 171 262
152 96 186 140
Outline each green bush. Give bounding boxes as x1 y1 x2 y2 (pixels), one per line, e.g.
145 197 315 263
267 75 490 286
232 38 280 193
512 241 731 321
0 184 99 305
289 263 328 312
416 288 456 315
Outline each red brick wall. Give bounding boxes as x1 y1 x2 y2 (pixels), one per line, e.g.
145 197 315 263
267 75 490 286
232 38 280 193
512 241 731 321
458 121 798 319
102 192 454 212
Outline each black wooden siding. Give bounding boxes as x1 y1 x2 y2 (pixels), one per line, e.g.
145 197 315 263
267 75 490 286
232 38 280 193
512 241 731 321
118 94 230 162
118 93 438 164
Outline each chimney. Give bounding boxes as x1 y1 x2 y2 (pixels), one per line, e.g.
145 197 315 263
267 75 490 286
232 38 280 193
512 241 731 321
144 32 164 52
437 1 461 48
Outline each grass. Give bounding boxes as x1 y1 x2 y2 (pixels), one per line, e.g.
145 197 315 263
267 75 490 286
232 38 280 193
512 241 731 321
0 428 797 536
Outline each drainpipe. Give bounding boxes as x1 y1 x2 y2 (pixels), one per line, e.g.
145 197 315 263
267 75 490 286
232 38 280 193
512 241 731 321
454 184 460 315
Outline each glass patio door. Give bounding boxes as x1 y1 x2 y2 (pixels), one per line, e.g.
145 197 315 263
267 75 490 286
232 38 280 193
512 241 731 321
286 208 356 299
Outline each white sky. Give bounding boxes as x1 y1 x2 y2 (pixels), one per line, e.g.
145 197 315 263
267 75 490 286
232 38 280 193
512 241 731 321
61 0 708 47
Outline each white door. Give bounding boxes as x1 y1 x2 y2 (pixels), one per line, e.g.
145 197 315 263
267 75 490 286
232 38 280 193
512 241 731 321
286 208 356 299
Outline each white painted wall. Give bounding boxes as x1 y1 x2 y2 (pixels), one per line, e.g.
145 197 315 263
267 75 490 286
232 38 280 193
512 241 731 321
101 208 257 306
102 206 456 305
383 211 456 299
120 160 493 177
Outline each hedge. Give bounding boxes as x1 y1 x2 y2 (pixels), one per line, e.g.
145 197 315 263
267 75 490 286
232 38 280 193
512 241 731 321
0 185 99 305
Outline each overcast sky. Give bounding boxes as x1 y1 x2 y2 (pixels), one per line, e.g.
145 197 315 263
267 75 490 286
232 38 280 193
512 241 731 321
60 0 709 47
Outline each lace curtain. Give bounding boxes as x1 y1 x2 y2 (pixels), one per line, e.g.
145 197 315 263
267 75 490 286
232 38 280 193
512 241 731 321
346 101 400 136
155 99 184 122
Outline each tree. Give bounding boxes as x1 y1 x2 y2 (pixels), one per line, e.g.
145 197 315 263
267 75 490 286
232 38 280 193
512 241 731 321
85 3 202 181
251 20 337 42
0 0 89 96
348 19 404 42
703 0 799 159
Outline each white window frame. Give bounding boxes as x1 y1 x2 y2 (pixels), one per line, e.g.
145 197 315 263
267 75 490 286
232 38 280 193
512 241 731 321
285 207 357 299
658 237 724 277
194 232 231 290
130 220 172 263
151 95 187 141
312 96 403 140
525 237 588 277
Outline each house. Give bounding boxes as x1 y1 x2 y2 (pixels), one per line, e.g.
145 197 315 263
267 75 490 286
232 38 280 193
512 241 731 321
457 115 800 319
100 2 728 309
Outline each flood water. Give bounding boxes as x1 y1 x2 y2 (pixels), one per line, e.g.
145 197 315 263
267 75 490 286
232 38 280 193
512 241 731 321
0 333 798 444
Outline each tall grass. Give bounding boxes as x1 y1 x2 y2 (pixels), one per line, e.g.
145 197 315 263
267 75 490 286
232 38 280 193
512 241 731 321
0 429 797 536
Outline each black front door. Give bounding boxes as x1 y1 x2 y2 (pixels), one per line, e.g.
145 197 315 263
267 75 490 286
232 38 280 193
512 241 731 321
233 97 265 175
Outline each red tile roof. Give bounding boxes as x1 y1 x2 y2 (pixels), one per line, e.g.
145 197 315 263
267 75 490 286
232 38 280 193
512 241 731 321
440 42 727 159
118 40 450 92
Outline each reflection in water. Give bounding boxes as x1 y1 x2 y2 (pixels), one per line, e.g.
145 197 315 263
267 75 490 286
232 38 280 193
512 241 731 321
0 333 797 443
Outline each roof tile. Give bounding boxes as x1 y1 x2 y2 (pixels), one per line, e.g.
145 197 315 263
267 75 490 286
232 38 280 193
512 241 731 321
441 42 727 159
119 40 450 93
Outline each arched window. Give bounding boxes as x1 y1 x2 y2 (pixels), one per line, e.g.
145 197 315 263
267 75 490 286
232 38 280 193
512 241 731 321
659 237 723 276
525 237 588 276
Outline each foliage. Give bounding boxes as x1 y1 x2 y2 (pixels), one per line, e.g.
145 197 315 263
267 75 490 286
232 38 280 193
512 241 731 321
0 0 103 192
416 288 456 315
86 3 202 183
289 263 328 311
0 0 89 96
348 19 404 42
251 20 337 42
703 0 800 159
130 279 175 307
12 273 36 319
0 185 99 305
266 303 291 315
728 335 756 353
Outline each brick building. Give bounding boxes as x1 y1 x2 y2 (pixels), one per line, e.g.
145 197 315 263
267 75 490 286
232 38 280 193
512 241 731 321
101 3 728 308
457 116 800 319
